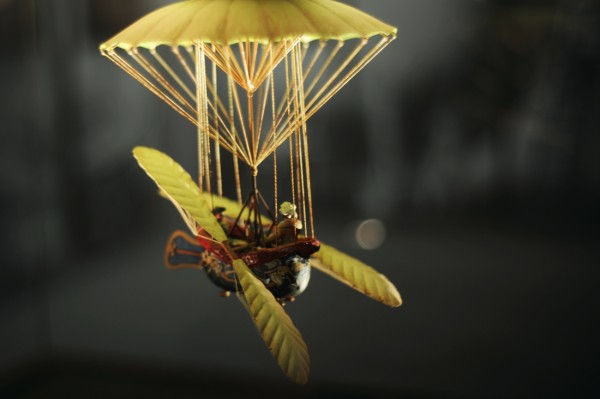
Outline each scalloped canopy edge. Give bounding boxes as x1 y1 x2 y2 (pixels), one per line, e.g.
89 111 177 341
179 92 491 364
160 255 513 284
100 0 397 51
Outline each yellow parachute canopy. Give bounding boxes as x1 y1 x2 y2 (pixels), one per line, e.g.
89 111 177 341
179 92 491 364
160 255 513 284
100 0 396 50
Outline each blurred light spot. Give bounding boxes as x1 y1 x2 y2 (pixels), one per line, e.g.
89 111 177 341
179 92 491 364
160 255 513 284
355 219 387 250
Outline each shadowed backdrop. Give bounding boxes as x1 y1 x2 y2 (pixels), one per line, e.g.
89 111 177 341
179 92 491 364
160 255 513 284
1 0 599 398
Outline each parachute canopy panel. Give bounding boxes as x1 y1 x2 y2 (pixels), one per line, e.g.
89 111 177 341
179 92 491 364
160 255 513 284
99 0 397 51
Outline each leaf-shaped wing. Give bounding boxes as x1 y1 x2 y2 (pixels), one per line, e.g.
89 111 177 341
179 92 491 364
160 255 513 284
232 259 310 385
311 243 402 308
132 146 227 242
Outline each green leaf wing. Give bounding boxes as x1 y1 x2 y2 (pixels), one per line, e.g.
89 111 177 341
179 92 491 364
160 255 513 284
311 243 402 308
132 146 227 242
232 259 310 385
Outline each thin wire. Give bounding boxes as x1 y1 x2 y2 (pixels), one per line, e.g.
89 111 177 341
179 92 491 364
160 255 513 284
283 44 296 212
291 46 307 231
253 41 272 87
212 45 223 197
264 37 390 158
304 40 344 99
249 41 259 82
269 47 279 238
295 125 305 229
303 40 326 81
306 36 393 120
173 46 197 84
305 39 367 112
151 49 195 102
230 73 253 166
228 75 243 204
216 44 246 87
255 72 271 150
131 50 191 106
107 51 197 126
294 45 314 238
173 47 239 148
200 44 213 199
247 91 257 166
238 42 252 91
195 43 206 192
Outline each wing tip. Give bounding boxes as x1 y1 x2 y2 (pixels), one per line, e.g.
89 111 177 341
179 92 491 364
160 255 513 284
132 145 150 156
387 294 403 308
384 280 403 308
289 372 310 385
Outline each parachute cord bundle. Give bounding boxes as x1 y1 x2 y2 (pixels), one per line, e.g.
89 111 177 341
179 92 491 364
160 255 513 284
101 34 394 238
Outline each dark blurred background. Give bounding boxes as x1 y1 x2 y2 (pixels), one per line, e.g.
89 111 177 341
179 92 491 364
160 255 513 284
1 0 599 398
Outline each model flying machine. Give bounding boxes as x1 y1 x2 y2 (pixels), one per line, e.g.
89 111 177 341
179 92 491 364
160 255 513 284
100 0 402 384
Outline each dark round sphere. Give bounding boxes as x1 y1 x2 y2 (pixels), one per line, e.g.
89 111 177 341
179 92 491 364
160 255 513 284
203 253 311 300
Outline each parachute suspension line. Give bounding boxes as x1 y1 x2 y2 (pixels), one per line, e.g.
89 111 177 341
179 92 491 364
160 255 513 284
267 39 319 158
270 40 323 129
291 45 307 233
303 40 326 81
173 47 195 82
257 40 300 162
106 50 197 126
250 41 259 80
284 50 297 217
211 45 223 197
195 43 215 211
247 91 256 166
151 50 195 101
201 45 250 163
291 82 303 225
202 57 213 199
295 129 306 233
228 74 242 204
273 144 279 242
294 44 315 238
130 49 195 115
255 50 272 152
194 43 206 193
269 47 279 235
305 41 343 100
238 42 252 91
228 51 252 167
240 41 258 166
301 42 310 64
306 39 366 113
211 44 244 86
170 46 236 155
306 35 394 120
223 48 250 167
264 36 394 164
289 136 296 223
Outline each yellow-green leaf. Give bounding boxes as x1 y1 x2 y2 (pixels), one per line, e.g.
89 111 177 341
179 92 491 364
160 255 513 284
312 243 402 308
233 259 310 385
132 146 227 242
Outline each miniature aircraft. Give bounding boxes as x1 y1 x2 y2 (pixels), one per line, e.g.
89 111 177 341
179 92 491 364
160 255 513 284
101 0 402 384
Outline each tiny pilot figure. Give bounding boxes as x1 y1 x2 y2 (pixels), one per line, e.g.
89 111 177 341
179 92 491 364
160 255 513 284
265 201 303 245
